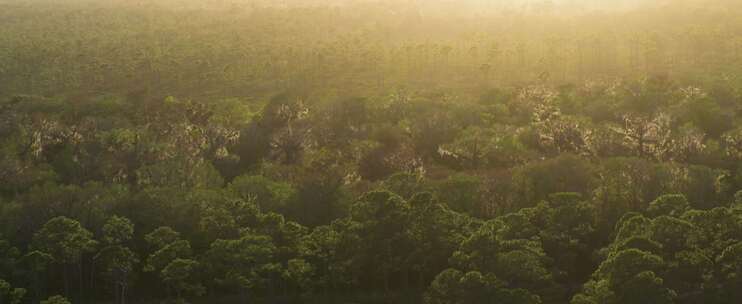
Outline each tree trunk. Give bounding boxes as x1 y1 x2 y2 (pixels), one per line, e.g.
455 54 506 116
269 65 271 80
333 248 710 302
90 261 95 303
121 282 128 304
31 271 41 304
78 261 84 303
240 288 248 304
383 270 389 293
418 269 425 290
407 267 412 291
63 264 70 298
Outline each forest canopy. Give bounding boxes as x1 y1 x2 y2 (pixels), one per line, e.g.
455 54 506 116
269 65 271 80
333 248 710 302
2 0 742 303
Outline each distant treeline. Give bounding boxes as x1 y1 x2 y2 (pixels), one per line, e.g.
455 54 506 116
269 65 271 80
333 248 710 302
1 0 741 101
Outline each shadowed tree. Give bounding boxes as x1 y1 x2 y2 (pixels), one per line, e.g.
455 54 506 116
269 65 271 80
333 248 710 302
32 216 96 301
143 227 199 302
203 231 279 302
0 279 26 304
94 216 138 304
21 250 53 303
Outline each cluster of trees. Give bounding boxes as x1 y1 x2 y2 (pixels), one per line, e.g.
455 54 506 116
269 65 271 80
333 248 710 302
2 76 742 303
3 0 742 303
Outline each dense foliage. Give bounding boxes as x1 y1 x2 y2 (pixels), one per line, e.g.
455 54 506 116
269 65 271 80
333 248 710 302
2 0 742 303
